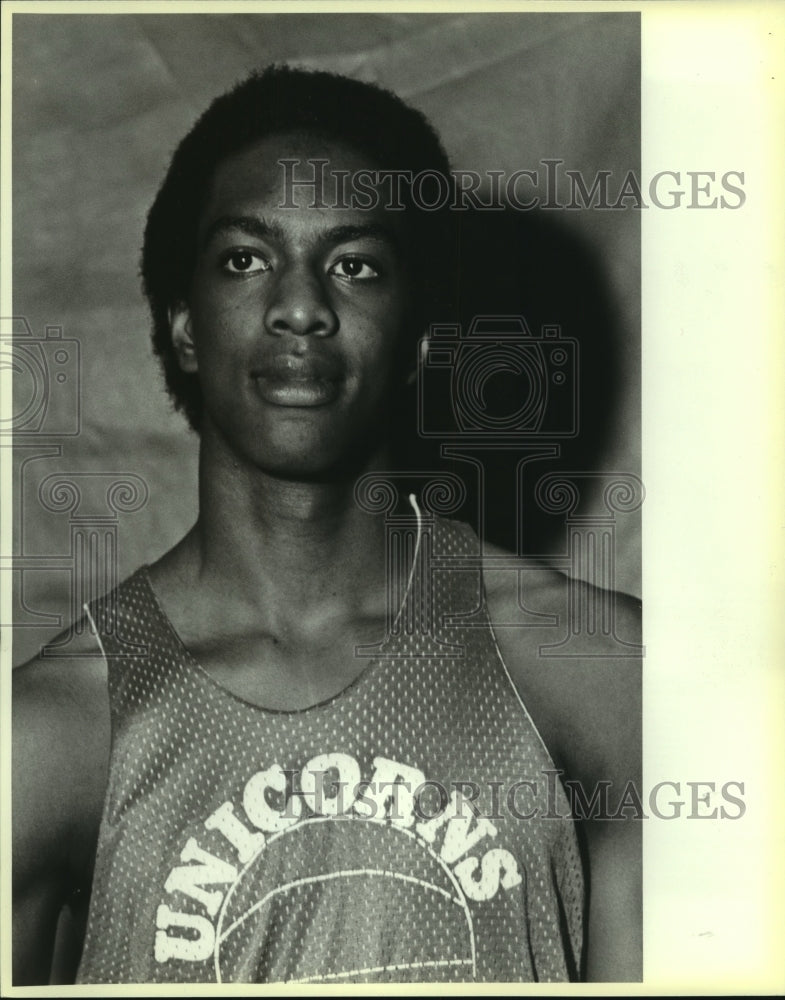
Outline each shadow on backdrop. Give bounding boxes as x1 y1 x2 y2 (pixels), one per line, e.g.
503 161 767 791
390 206 631 560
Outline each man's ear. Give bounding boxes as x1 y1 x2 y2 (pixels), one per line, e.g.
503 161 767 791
169 304 198 374
405 332 429 386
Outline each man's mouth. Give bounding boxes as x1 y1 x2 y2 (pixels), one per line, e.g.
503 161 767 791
251 354 343 407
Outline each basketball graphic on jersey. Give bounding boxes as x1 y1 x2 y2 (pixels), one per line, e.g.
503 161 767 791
213 816 476 983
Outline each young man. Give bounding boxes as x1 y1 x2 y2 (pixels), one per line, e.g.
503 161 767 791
12 66 641 984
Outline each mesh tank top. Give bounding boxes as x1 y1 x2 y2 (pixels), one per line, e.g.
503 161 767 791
77 514 584 984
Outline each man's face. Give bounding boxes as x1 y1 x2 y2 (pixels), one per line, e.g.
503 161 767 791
172 131 414 478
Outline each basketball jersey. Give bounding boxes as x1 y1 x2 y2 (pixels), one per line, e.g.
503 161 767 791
76 514 584 984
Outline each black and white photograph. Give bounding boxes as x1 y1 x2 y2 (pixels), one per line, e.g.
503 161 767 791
1 2 781 992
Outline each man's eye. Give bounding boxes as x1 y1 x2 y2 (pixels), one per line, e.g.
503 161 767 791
221 250 270 274
330 258 379 281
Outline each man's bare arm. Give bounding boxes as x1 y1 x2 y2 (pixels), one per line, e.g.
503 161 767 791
12 646 110 984
560 593 642 981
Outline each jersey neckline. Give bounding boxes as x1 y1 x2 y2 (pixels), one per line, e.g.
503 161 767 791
134 499 425 718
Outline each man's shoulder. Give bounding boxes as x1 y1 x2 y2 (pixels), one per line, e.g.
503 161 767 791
479 538 641 638
13 624 111 771
479 539 641 789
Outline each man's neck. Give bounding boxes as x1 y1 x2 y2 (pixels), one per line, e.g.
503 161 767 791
182 430 396 629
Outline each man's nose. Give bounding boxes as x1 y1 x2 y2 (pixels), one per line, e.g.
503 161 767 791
263 266 338 338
